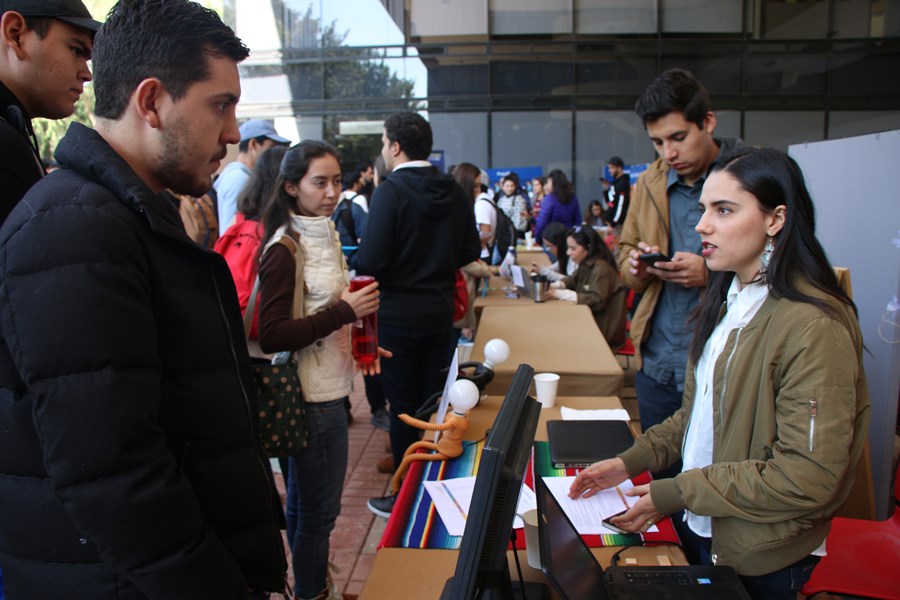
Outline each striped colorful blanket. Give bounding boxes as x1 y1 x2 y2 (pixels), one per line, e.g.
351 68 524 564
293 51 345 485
379 440 679 549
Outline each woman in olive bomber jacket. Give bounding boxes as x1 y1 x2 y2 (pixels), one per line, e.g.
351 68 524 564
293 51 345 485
570 147 870 599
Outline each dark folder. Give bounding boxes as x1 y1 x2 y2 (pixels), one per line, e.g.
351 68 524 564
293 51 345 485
547 420 635 468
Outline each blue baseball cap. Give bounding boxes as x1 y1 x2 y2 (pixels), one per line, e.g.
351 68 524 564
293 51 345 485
2 0 102 33
239 119 291 144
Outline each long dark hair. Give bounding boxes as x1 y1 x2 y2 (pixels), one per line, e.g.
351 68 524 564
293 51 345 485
584 200 604 223
259 140 339 255
688 146 856 364
547 169 573 204
236 145 286 221
568 225 617 270
539 221 570 274
453 162 481 203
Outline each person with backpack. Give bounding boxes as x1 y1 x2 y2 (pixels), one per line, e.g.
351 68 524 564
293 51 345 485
334 170 367 248
214 144 286 350
334 168 390 432
257 140 383 600
473 173 516 266
496 173 530 239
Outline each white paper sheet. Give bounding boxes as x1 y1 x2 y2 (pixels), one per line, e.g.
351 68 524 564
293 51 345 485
423 477 537 537
560 406 631 422
510 264 525 288
542 476 658 535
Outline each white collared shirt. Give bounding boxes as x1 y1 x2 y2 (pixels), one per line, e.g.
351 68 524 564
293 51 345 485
683 277 768 537
391 159 433 171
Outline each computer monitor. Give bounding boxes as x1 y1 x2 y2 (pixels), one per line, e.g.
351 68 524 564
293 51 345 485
440 363 549 600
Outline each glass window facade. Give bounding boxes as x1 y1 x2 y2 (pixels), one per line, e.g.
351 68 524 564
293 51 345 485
661 0 743 33
575 0 657 34
224 0 900 173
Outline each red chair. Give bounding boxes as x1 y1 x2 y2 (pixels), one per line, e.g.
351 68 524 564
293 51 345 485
616 289 636 368
802 460 900 599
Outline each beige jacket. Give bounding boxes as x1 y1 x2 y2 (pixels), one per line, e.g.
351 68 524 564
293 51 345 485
616 156 673 369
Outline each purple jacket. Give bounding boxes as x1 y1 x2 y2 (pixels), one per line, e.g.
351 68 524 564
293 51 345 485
535 192 581 241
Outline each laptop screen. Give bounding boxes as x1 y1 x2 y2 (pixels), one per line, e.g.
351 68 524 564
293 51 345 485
537 477 609 600
537 477 752 600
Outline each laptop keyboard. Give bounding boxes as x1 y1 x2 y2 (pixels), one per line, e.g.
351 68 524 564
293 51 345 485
620 570 692 585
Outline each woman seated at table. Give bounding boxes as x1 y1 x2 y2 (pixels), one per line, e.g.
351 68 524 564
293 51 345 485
532 221 576 282
546 225 625 349
568 147 870 600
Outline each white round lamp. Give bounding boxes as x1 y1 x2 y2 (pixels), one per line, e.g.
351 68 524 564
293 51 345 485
448 379 480 415
482 338 510 370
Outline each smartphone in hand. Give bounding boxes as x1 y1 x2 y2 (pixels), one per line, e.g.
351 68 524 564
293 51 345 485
602 509 630 534
639 252 669 266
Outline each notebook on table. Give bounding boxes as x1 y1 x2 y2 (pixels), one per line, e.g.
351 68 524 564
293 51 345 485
547 419 635 468
536 477 752 599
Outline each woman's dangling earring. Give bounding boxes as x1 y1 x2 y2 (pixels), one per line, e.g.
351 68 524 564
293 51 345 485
760 237 775 274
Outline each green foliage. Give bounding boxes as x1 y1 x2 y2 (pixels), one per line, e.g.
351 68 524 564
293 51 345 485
32 86 95 161
280 11 419 165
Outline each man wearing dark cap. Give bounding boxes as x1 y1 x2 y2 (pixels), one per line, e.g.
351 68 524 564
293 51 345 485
213 118 290 228
603 155 630 228
0 0 100 225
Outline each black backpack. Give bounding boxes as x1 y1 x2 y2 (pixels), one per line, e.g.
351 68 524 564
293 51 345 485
485 197 516 263
335 195 358 246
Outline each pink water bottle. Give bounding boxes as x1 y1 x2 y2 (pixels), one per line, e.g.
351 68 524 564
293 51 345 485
350 275 378 366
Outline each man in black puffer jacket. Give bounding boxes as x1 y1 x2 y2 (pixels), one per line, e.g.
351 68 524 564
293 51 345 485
0 2 286 598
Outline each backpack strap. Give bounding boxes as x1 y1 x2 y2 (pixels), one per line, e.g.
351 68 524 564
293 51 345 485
338 195 357 241
244 234 305 343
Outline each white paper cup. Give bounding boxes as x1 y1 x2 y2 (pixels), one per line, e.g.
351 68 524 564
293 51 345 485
524 231 534 247
521 508 542 569
533 373 560 409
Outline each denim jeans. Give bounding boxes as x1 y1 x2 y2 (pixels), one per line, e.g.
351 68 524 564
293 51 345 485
635 369 683 479
285 398 348 599
378 323 453 466
674 517 820 600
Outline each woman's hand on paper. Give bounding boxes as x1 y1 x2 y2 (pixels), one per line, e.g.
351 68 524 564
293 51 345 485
568 458 628 499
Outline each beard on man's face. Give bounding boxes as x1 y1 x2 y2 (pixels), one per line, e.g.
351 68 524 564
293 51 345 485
158 122 224 197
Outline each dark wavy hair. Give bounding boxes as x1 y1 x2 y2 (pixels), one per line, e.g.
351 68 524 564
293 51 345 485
93 0 249 119
688 146 856 364
584 199 604 223
539 221 570 274
384 111 432 161
568 225 617 270
634 68 712 129
236 145 286 221
259 140 339 255
547 169 573 204
452 162 481 203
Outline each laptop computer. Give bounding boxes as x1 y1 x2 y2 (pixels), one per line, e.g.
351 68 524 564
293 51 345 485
510 264 533 296
536 477 752 599
547 420 635 469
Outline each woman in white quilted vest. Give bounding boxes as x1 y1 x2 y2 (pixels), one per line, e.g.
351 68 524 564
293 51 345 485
257 140 383 600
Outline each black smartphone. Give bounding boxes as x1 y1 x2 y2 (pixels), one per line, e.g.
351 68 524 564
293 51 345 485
639 252 669 266
602 509 630 534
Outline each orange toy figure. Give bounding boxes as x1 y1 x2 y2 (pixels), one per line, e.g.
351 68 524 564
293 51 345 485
389 379 480 494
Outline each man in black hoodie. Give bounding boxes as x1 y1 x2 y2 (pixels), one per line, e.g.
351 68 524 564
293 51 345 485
358 111 480 516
